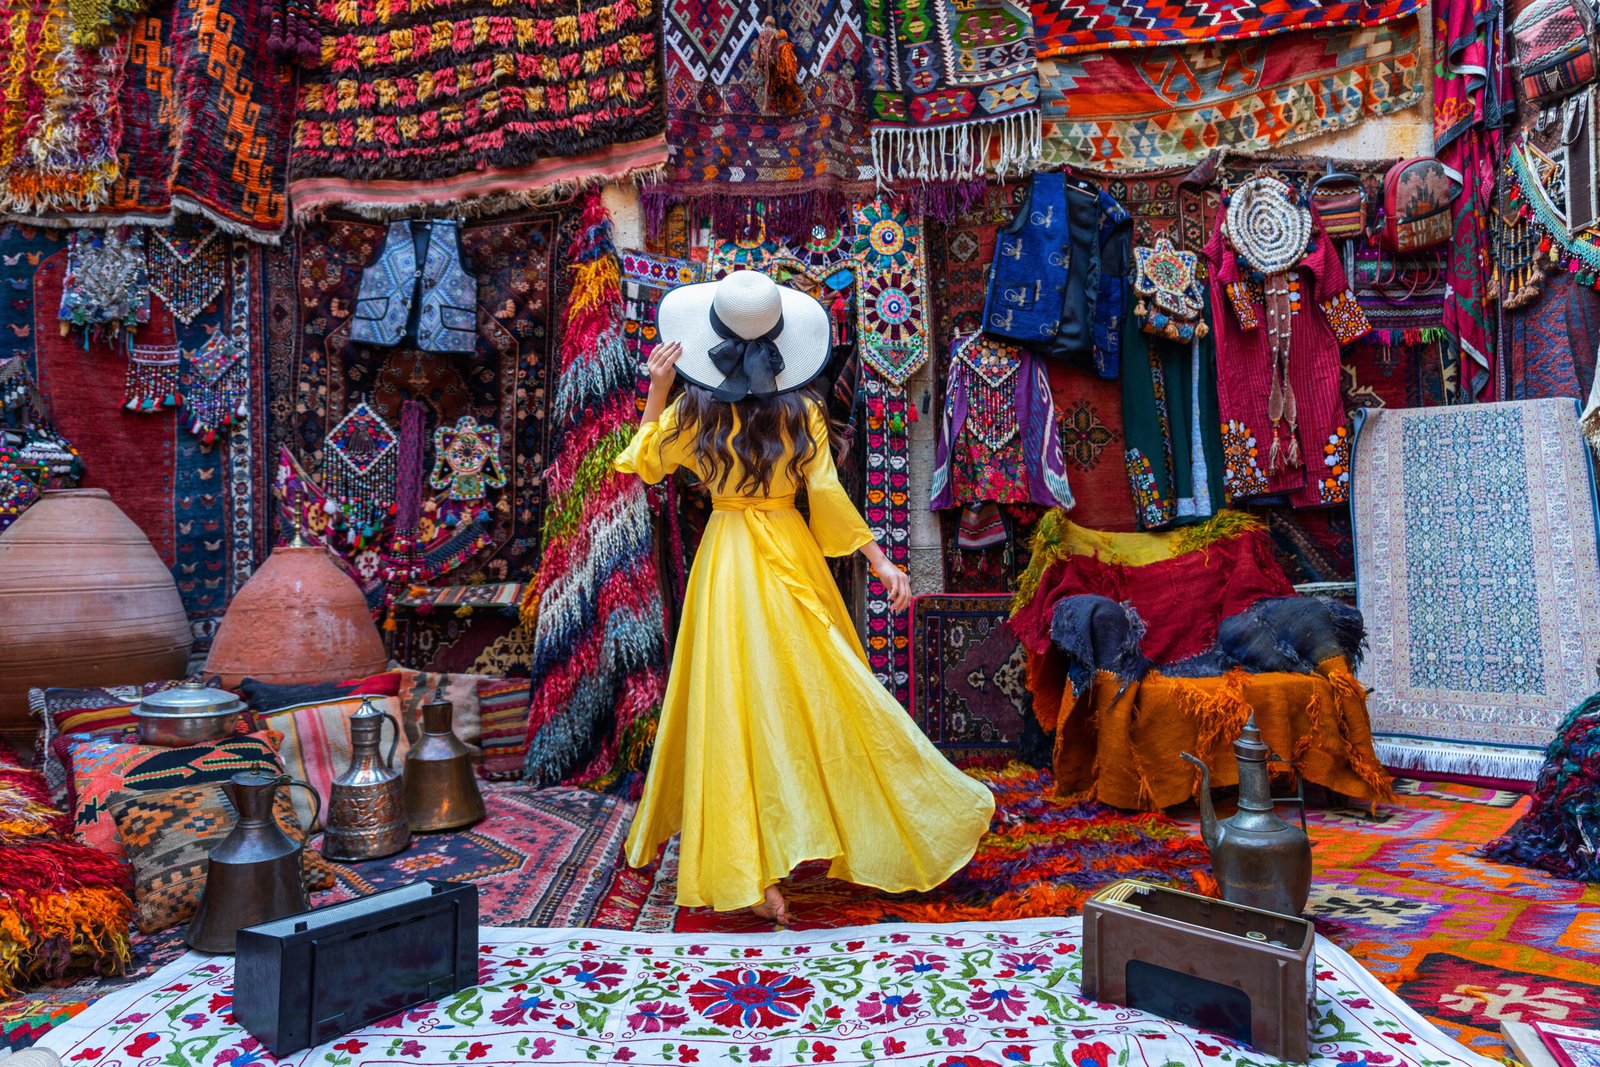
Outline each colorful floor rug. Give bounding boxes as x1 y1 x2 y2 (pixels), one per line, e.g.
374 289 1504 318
594 763 1216 933
288 0 663 211
1038 19 1423 172
1351 398 1600 783
1304 780 1600 1060
1032 0 1421 56
656 0 872 234
36 916 1500 1067
910 595 1045 762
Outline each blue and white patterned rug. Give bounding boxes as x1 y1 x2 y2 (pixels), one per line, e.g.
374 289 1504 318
1350 398 1600 783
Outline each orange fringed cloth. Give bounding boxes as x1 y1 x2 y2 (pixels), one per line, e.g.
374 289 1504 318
0 748 133 995
1011 511 1395 811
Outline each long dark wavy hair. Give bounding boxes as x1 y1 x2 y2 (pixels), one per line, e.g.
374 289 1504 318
663 383 841 497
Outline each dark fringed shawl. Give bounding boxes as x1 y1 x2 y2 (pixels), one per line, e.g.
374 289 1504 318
1485 695 1600 881
521 195 668 789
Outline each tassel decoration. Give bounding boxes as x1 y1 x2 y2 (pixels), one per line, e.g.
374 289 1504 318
753 16 802 114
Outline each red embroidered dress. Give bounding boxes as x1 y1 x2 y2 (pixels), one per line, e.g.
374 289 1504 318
1204 217 1369 508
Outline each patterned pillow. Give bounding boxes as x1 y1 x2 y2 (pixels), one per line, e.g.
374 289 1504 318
262 696 409 831
235 671 401 715
394 669 489 747
69 732 285 860
112 782 337 934
29 682 184 800
477 679 531 781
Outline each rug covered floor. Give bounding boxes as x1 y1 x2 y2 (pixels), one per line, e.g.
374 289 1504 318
36 917 1500 1067
593 763 1217 933
1304 779 1600 1061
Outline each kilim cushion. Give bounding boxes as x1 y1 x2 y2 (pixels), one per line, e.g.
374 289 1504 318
261 697 408 831
477 680 532 781
68 733 285 860
29 682 184 801
112 783 334 934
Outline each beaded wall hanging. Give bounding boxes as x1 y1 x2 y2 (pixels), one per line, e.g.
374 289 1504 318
183 241 252 443
1133 237 1209 343
954 333 1023 451
1507 135 1600 290
123 305 182 411
430 415 507 501
1222 175 1312 472
0 445 39 532
322 400 400 545
148 224 227 326
58 229 149 340
853 199 930 387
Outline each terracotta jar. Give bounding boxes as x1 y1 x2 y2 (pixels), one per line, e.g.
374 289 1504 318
205 541 387 687
0 489 193 748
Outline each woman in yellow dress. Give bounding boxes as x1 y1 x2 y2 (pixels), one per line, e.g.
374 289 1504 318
616 270 995 924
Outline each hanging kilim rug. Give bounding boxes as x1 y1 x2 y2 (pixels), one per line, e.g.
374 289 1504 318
0 0 127 217
1351 399 1600 783
1038 19 1422 172
521 196 668 788
1032 0 1421 56
863 0 1041 183
36 916 1500 1067
653 0 873 237
288 0 665 214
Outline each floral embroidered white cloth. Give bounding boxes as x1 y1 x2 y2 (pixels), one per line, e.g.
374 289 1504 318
38 918 1496 1067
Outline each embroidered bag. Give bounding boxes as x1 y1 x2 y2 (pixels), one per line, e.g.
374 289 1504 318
1377 158 1461 254
1512 0 1597 104
1309 175 1367 240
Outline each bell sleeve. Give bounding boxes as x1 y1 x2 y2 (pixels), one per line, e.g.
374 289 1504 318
613 399 690 485
803 403 875 557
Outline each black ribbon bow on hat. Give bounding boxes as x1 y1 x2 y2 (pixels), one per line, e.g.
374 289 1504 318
708 308 785 402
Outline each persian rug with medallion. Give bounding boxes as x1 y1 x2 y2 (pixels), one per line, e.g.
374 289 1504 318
34 915 1501 1067
264 211 564 669
287 0 665 214
910 595 1049 763
1351 399 1600 783
1039 21 1423 174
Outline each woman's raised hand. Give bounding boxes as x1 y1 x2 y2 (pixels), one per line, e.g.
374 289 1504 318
647 341 683 392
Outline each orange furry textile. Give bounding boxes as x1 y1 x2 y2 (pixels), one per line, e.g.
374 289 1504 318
1042 656 1395 811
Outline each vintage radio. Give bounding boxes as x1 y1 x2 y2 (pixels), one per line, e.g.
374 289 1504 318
1082 880 1316 1063
234 880 478 1056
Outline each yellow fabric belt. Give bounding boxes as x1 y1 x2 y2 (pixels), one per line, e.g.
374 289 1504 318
708 495 830 624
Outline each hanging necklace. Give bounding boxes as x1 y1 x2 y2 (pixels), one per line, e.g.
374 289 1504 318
1224 176 1311 474
148 224 227 325
322 400 400 545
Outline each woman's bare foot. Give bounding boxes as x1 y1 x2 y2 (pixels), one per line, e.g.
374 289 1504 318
750 885 791 925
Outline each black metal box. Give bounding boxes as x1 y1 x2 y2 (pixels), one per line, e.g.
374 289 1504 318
234 880 478 1056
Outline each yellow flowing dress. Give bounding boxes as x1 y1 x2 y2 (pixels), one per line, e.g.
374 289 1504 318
615 398 996 911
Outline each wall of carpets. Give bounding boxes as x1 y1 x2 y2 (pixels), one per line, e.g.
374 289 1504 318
0 0 1596 784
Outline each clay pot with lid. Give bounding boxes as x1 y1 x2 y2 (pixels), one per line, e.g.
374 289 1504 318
205 539 387 687
0 489 194 750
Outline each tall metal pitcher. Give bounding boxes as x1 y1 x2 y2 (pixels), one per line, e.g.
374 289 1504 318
404 700 485 832
322 697 410 861
188 772 319 954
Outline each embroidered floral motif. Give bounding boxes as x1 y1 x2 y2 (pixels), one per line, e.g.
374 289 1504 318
1321 289 1372 346
1125 448 1171 528
1221 418 1269 499
1319 423 1352 504
1059 400 1117 468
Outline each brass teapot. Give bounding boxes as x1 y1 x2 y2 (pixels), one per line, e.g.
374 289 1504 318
322 697 410 861
188 772 319 954
1181 714 1312 917
403 700 485 832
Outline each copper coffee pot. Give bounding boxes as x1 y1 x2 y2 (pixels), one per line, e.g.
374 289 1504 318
188 772 319 954
403 700 485 832
322 697 411 861
1181 714 1313 916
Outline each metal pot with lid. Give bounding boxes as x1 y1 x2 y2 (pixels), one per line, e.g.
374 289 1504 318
133 679 247 746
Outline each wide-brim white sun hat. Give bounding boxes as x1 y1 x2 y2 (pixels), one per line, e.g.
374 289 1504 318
656 270 832 401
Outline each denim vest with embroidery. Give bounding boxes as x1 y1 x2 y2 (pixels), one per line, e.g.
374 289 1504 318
351 220 478 354
983 174 1128 379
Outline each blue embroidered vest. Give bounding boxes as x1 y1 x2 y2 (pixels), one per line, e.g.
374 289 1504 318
351 220 478 354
